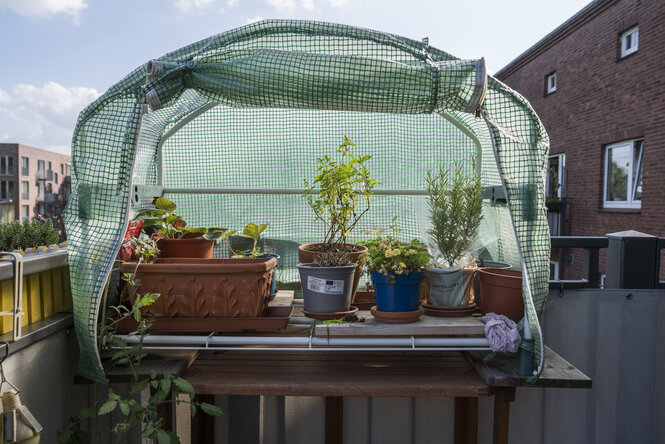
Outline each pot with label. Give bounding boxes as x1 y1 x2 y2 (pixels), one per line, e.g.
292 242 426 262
296 263 356 314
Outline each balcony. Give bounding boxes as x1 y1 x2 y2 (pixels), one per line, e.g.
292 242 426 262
37 169 54 181
37 192 57 204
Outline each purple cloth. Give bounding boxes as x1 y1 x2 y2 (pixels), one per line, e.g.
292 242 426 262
481 313 521 353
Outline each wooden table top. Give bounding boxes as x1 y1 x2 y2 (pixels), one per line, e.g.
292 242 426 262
182 351 494 398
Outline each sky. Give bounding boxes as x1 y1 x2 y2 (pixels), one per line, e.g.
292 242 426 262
0 0 592 155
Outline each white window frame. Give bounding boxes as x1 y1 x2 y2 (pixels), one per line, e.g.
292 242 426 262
547 153 565 199
620 26 638 58
603 139 643 209
550 260 560 281
0 180 13 201
0 156 13 176
21 205 29 221
546 72 557 94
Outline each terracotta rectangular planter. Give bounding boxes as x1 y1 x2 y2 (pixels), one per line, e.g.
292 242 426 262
119 257 277 318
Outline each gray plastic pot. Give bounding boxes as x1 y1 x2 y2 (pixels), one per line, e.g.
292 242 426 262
428 267 476 307
297 263 356 313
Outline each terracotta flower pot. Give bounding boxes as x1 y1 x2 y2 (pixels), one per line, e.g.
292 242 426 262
156 237 214 258
479 268 524 322
298 243 367 300
119 257 277 318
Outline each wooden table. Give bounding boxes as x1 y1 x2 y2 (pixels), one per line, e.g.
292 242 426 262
127 293 591 443
180 350 511 444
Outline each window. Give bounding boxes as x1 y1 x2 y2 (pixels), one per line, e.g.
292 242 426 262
47 161 52 171
620 26 638 58
21 205 29 221
547 154 565 199
21 181 29 200
546 72 556 94
38 160 45 173
604 139 643 209
0 181 14 201
38 181 44 200
0 156 13 176
55 173 58 184
21 157 29 176
66 164 71 176
60 163 64 175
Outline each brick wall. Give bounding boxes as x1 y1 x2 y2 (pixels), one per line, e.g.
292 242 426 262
496 0 665 279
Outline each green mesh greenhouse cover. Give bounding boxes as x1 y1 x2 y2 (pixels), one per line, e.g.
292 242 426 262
64 20 550 383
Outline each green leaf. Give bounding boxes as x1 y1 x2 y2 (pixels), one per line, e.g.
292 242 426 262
173 377 195 397
199 402 223 416
131 377 150 394
154 197 176 212
161 377 172 394
119 401 130 416
156 429 171 444
79 407 95 419
190 404 196 418
98 400 117 415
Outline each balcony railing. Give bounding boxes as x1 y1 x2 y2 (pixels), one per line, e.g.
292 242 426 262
38 192 57 204
37 170 53 181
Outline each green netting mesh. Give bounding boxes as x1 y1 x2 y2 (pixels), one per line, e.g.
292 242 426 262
65 19 550 383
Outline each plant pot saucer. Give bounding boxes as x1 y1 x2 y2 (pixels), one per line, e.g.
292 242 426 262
370 306 423 324
303 306 359 320
422 302 477 317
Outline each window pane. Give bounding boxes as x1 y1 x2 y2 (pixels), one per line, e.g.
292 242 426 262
633 141 643 201
607 145 630 201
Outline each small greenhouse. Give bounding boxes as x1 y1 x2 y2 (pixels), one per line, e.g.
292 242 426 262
64 20 550 382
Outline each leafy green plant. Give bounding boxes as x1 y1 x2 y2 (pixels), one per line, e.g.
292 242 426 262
360 232 430 277
136 197 208 240
58 266 222 444
0 217 60 251
205 223 269 258
426 161 483 268
303 136 380 251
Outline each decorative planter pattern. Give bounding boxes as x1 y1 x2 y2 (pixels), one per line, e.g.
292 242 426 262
120 257 277 318
427 267 475 307
298 243 367 300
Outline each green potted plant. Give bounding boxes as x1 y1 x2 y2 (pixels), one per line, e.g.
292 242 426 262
120 220 277 322
136 197 214 258
426 161 483 307
361 231 430 323
297 136 379 317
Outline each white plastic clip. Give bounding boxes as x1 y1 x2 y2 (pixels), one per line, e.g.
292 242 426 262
205 332 214 350
410 336 416 350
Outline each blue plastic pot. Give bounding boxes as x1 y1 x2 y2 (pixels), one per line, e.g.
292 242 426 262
246 253 280 295
371 271 425 312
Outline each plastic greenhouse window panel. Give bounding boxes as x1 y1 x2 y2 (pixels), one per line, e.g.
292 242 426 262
620 26 639 58
603 140 643 209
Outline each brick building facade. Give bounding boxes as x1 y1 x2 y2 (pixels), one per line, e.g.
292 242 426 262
495 0 665 279
0 143 71 223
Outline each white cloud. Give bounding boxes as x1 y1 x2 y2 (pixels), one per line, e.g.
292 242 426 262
266 0 350 13
0 82 100 155
174 0 213 12
245 15 264 24
0 0 87 22
227 0 239 7
267 0 296 12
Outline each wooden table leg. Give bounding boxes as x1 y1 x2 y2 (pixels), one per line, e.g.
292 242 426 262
325 396 343 444
492 387 516 444
454 397 479 444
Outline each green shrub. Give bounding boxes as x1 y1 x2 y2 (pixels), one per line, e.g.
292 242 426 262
0 218 60 251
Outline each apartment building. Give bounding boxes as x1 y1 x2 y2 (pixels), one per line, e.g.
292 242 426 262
495 0 664 279
0 143 72 223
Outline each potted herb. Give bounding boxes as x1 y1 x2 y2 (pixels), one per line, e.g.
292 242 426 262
426 161 483 307
361 232 430 323
136 197 214 258
297 136 379 317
